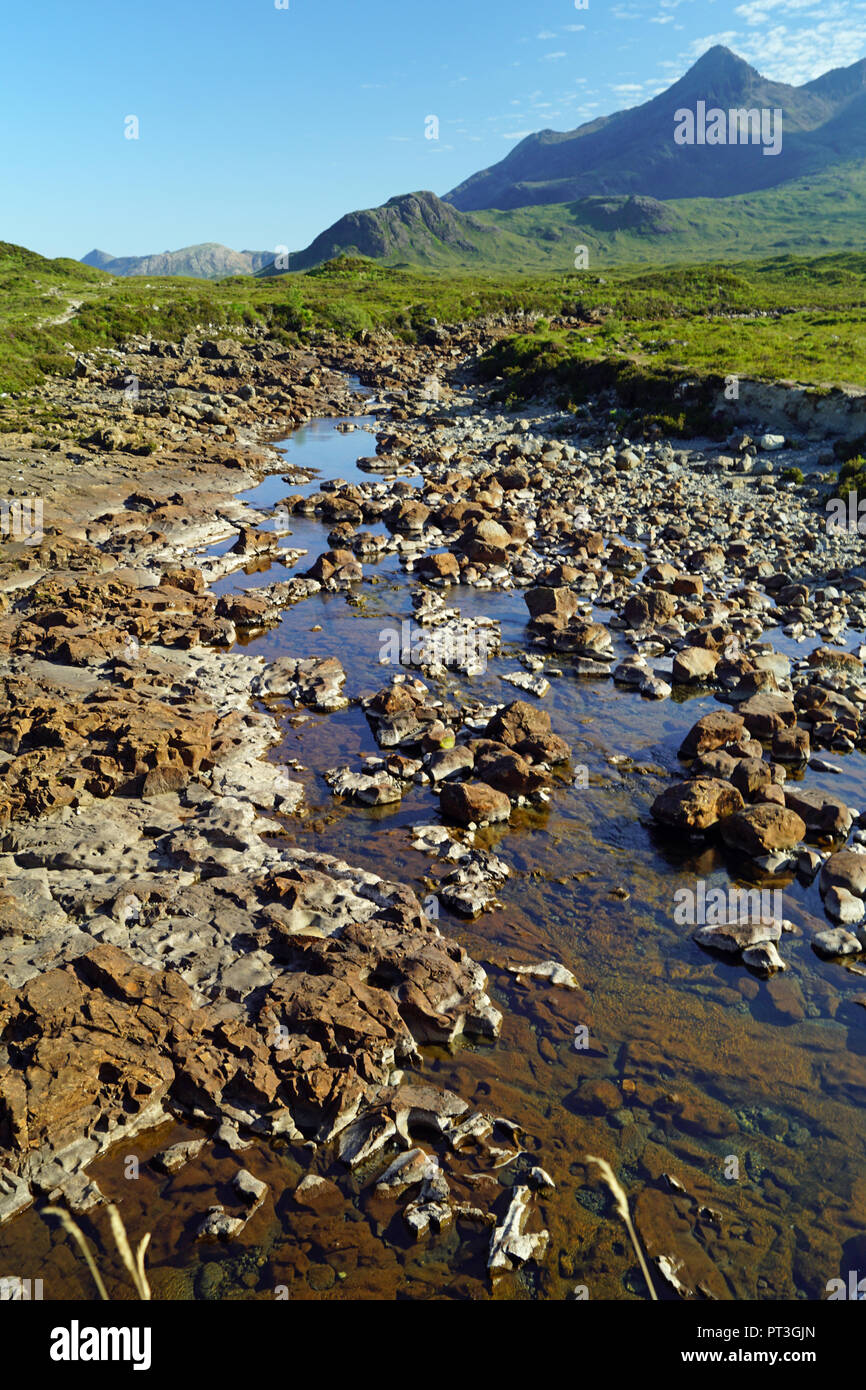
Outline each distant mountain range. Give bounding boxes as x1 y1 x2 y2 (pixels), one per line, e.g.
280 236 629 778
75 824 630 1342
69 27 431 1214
80 46 866 278
80 243 273 279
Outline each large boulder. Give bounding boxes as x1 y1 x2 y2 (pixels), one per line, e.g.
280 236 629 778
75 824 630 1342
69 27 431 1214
772 726 810 763
485 701 550 749
819 849 866 900
624 590 677 628
672 647 719 684
525 587 580 624
784 786 854 840
472 747 547 797
729 757 775 801
720 803 806 856
439 781 511 827
738 693 797 737
651 778 744 832
678 711 745 759
415 552 460 582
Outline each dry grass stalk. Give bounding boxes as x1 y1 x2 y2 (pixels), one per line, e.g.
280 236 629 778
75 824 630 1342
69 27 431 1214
43 1203 152 1301
585 1154 658 1301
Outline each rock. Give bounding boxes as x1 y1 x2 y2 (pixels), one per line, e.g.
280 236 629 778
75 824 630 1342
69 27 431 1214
472 746 547 797
742 941 787 974
624 590 677 628
294 1174 344 1214
502 670 550 698
720 803 806 856
784 787 853 839
678 711 745 759
823 885 865 924
640 674 671 700
812 928 863 957
233 1168 267 1208
760 433 786 451
151 1139 205 1174
256 656 349 712
503 959 579 989
651 778 744 832
819 849 866 900
738 693 797 737
483 701 569 761
304 549 362 585
672 648 719 684
426 745 475 783
530 1166 556 1190
324 766 404 805
694 919 781 955
438 849 510 919
772 727 810 763
525 587 579 623
374 1148 437 1197
729 757 775 801
196 1205 245 1240
488 1186 548 1274
415 552 460 582
439 781 511 827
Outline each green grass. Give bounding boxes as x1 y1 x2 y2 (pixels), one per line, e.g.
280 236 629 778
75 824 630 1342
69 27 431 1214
2 241 865 424
474 162 866 271
474 252 866 434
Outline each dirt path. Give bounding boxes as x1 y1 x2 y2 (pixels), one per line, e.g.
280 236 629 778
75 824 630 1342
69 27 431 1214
37 292 83 329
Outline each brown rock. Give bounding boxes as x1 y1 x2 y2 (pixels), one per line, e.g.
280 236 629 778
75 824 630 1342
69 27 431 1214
672 647 720 684
624 590 677 628
415 552 460 581
651 778 744 832
294 1174 344 1215
738 693 797 737
819 850 866 900
678 711 745 759
783 786 853 840
772 726 810 763
729 757 774 801
720 803 806 856
439 781 511 826
525 587 580 623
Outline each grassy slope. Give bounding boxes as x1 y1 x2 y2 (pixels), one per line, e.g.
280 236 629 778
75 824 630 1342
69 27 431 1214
2 241 865 415
478 161 866 269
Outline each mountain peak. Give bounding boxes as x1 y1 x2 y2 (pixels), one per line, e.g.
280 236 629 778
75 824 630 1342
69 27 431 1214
676 44 763 92
691 43 754 71
80 248 116 269
445 48 866 212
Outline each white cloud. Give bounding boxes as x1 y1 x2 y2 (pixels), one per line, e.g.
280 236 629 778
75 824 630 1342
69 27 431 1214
684 18 866 84
537 30 556 39
543 52 568 60
735 0 816 23
503 130 534 140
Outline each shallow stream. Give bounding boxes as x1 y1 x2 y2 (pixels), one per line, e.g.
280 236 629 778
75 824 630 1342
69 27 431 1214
10 402 866 1302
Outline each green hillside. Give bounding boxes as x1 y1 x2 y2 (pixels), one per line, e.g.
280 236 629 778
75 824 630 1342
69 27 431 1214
3 239 866 415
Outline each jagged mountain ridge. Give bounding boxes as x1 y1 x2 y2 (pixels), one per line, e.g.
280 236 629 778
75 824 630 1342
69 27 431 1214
80 243 274 279
445 46 866 210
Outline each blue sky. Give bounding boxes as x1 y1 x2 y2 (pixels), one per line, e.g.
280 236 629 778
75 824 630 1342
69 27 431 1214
3 0 864 261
